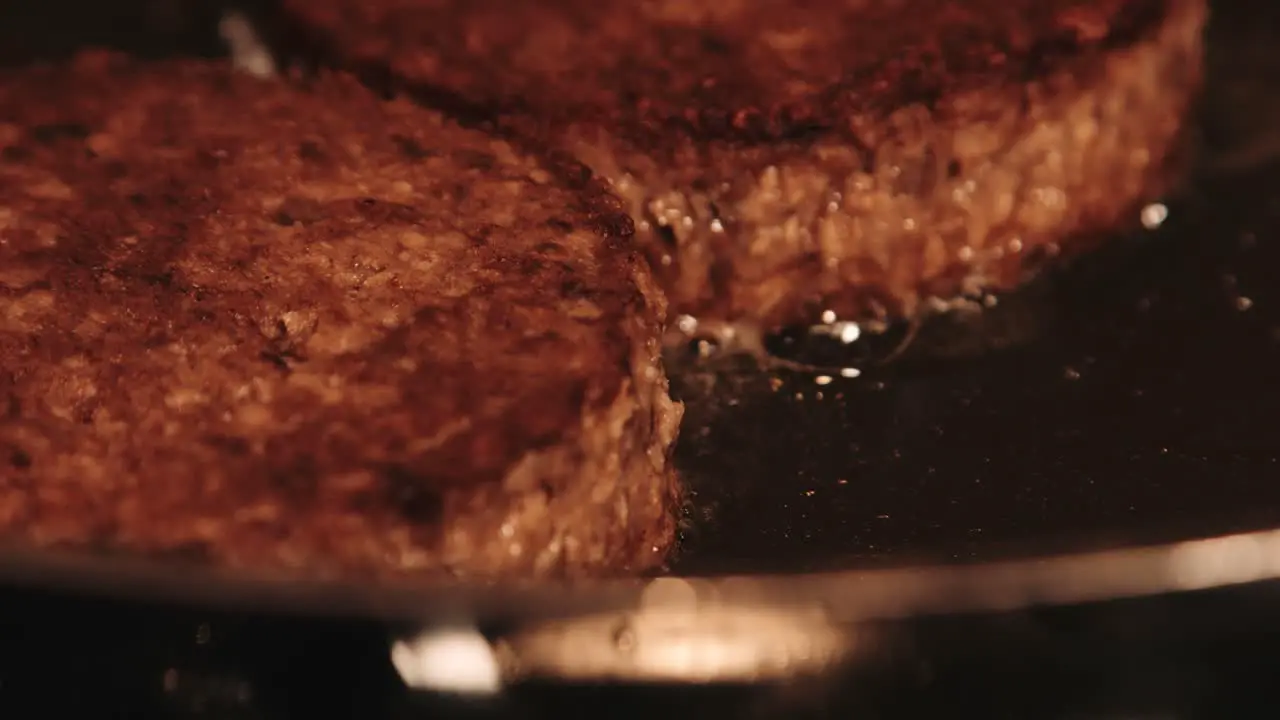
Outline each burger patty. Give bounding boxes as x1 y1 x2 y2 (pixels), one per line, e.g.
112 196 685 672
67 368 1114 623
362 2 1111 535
279 0 1207 330
0 53 682 580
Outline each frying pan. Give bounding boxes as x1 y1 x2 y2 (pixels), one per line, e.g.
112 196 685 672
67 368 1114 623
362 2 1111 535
3 0 1280 689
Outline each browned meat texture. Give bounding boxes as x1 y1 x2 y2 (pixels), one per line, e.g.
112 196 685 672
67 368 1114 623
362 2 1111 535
0 53 682 580
282 0 1207 328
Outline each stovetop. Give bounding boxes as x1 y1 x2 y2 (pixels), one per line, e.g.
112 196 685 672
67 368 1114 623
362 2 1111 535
6 580 1280 718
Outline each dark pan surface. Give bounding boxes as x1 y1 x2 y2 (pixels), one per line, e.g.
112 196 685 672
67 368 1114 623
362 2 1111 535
0 0 1279 604
671 171 1280 574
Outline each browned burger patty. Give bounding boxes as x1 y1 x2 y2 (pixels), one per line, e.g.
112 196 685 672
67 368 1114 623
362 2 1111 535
0 53 682 580
280 0 1207 330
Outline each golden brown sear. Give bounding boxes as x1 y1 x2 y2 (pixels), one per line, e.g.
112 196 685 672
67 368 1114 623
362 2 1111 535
282 0 1207 328
0 53 682 581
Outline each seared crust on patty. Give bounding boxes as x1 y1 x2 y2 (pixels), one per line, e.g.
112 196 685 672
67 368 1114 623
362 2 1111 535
281 0 1207 328
0 53 682 580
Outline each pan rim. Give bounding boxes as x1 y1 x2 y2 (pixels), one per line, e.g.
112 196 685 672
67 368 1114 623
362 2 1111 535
0 524 1276 624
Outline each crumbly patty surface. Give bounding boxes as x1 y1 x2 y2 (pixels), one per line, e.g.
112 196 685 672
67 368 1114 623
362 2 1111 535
281 0 1160 138
0 53 681 580
282 0 1206 328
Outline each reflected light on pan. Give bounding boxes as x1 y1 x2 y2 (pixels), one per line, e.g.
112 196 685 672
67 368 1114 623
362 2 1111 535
1140 201 1169 230
391 627 503 696
1169 531 1280 591
492 578 850 684
218 12 276 79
